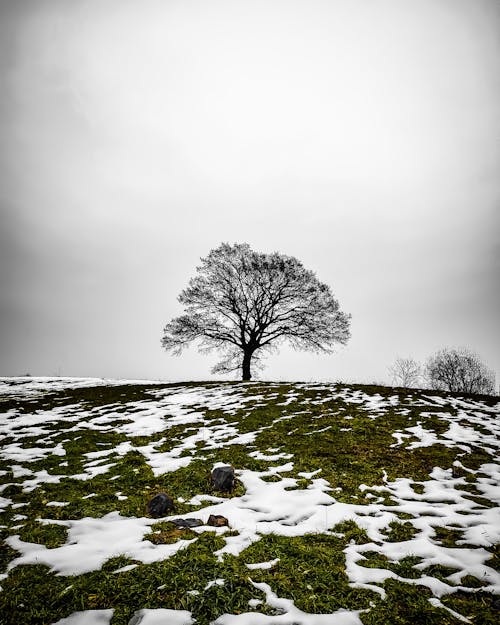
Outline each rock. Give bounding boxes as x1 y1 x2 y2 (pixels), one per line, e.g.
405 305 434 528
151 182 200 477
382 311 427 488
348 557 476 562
147 493 174 517
211 465 235 492
170 518 204 528
207 514 229 527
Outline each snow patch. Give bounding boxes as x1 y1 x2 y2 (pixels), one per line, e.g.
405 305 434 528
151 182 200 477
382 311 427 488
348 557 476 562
51 610 114 625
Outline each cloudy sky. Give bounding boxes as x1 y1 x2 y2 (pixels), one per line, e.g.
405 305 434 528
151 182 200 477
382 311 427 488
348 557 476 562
1 0 499 385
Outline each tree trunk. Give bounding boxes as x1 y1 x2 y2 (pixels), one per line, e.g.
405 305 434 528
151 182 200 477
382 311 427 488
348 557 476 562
242 350 252 381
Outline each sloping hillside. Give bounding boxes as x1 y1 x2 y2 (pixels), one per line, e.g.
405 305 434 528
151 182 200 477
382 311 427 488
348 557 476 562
0 378 498 624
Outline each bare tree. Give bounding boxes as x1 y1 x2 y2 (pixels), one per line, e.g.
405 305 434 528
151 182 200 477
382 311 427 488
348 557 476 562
425 347 495 394
162 243 351 380
389 357 421 388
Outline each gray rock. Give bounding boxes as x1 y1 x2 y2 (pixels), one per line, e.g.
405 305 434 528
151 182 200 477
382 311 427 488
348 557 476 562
211 465 235 492
170 518 204 528
147 492 174 517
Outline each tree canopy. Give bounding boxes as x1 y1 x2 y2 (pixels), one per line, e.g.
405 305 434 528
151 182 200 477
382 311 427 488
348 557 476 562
162 243 351 380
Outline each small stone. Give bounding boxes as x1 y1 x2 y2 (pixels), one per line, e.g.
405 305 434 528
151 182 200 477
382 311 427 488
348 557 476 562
147 493 174 518
211 465 235 492
207 514 229 527
170 518 204 528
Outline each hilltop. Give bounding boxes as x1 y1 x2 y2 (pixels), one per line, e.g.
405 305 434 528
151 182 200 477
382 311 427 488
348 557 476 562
0 377 499 625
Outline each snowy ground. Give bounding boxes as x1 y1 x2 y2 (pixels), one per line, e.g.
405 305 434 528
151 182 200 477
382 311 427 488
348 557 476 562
0 377 498 624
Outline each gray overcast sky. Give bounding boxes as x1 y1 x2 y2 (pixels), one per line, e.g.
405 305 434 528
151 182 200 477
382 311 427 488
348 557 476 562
1 0 499 384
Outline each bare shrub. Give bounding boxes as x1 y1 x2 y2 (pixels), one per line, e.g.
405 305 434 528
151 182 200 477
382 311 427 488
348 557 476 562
389 357 421 388
425 347 495 394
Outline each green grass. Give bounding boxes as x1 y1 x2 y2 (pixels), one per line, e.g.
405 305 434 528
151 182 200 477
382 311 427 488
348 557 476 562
0 379 498 624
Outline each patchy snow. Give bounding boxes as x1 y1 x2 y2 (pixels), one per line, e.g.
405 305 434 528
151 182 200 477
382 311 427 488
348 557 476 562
212 580 364 624
1 377 499 624
298 469 322 479
0 389 260 481
204 578 225 589
1 442 66 463
428 598 471 623
112 564 138 574
51 610 114 625
390 399 500 457
0 496 12 512
128 609 194 625
21 469 63 492
6 512 197 575
11 465 32 478
249 450 293 461
305 425 332 435
246 558 280 570
404 424 441 449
